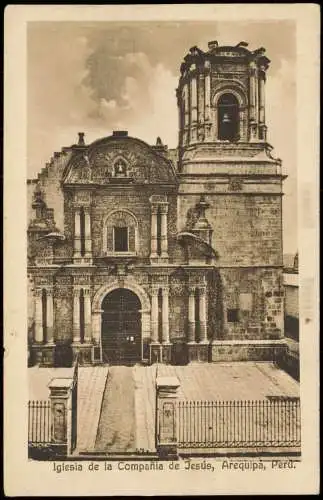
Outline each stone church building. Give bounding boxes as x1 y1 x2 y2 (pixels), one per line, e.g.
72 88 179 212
27 41 286 367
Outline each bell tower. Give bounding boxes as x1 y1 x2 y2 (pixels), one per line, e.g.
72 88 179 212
177 41 270 160
176 42 286 356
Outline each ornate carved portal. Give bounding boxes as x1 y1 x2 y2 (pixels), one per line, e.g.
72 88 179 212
92 278 151 364
101 289 141 364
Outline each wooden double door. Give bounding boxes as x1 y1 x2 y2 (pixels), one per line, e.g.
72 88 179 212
101 289 141 364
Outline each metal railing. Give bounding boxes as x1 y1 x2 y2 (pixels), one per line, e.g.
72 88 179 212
28 400 52 444
176 398 301 448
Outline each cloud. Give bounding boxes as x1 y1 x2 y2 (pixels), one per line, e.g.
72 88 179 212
28 21 297 169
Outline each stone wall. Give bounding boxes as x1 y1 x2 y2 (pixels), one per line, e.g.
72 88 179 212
178 193 282 266
209 267 284 341
28 150 72 231
211 342 286 362
283 273 299 341
27 180 37 224
284 283 299 319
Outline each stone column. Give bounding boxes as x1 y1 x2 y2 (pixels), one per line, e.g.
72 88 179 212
160 204 169 259
73 208 81 259
187 286 196 343
83 288 92 343
162 288 170 344
198 73 205 123
259 70 265 123
197 73 205 141
46 288 54 344
34 289 43 343
190 64 198 143
183 84 189 145
72 288 80 343
151 287 159 343
255 69 259 119
150 286 161 364
204 60 212 140
184 84 189 127
178 89 183 148
91 311 102 347
84 208 92 257
249 62 257 121
249 62 258 140
150 205 158 259
259 67 267 140
204 61 211 121
199 287 208 343
191 69 197 123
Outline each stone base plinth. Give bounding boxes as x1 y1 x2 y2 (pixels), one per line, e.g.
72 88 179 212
150 343 162 364
31 343 55 367
210 340 288 362
161 344 172 364
72 343 93 365
72 257 93 266
150 257 169 266
149 343 172 364
187 343 209 362
29 443 68 460
171 342 188 365
157 444 178 460
275 346 299 381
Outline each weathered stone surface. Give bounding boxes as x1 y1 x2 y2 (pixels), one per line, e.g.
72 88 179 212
27 42 286 366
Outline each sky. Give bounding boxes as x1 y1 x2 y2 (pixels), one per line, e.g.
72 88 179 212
27 21 297 254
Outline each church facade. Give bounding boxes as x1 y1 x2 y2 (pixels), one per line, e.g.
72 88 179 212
27 41 286 367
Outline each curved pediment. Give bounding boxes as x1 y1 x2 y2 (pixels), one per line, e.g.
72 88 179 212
63 135 177 186
177 231 218 259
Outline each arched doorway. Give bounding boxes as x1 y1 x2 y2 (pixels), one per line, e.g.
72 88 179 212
101 288 142 364
217 93 239 140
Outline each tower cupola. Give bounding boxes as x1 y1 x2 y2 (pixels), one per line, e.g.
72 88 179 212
176 42 270 155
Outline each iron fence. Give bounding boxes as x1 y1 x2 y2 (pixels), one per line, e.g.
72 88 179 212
28 400 52 444
177 398 301 448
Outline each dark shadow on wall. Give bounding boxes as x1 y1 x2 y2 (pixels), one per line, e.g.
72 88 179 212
207 268 225 344
284 315 299 342
54 343 74 367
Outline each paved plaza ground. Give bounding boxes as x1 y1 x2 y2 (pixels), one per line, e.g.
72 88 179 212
28 362 299 453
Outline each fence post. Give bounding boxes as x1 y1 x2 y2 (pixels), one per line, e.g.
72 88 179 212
48 377 73 456
156 376 180 459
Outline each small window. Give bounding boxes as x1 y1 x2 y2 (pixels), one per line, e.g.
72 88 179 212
114 226 128 252
227 308 240 323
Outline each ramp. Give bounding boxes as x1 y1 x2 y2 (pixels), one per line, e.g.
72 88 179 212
95 366 136 452
76 366 109 453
